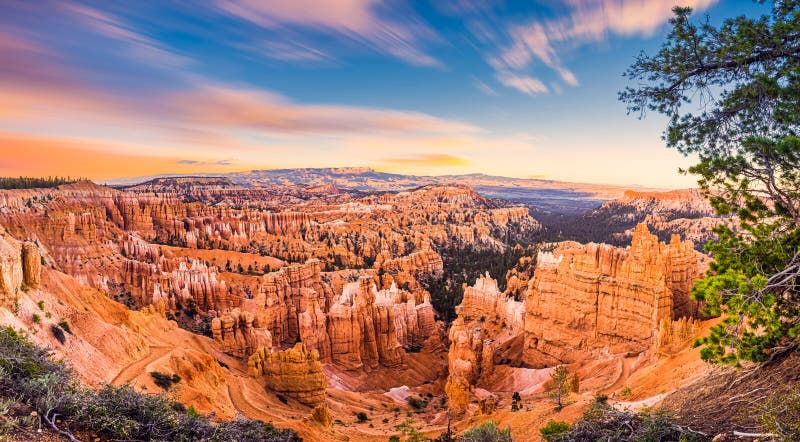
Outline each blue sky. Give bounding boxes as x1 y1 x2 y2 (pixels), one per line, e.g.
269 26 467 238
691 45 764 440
0 0 766 187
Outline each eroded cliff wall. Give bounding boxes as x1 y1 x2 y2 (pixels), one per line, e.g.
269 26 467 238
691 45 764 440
522 223 706 367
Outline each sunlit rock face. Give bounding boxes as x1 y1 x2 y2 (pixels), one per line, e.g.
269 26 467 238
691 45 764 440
248 343 328 406
445 318 484 414
444 273 524 413
522 223 707 367
444 223 708 412
211 308 272 359
21 242 41 289
0 227 43 309
0 230 24 309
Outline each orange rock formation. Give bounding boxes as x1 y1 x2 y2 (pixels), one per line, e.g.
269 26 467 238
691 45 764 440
522 224 706 367
445 224 707 413
248 343 328 406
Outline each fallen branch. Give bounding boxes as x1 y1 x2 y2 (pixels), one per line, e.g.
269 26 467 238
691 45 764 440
685 426 708 436
732 430 778 438
43 409 81 442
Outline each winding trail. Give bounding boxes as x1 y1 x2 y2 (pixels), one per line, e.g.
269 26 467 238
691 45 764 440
601 357 631 395
111 345 172 385
225 377 276 422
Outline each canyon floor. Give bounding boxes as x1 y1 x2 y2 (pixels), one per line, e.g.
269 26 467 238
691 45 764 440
0 175 754 440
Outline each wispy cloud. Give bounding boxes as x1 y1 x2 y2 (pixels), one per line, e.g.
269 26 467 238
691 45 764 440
255 39 335 63
0 28 475 137
559 0 718 39
495 71 547 96
472 77 498 96
381 154 471 167
217 0 441 67
168 84 479 135
486 0 716 94
177 158 234 166
62 3 190 67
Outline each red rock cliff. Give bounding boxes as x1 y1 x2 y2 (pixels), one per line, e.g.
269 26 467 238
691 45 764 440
522 223 706 367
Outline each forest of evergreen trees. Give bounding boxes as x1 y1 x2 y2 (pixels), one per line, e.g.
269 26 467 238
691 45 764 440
421 243 536 323
0 176 85 189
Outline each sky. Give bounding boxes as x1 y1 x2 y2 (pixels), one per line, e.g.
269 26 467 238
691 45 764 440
0 0 766 187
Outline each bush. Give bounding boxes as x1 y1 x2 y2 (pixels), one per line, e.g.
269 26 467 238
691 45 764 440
460 421 512 442
539 420 571 441
407 397 428 410
150 371 180 390
57 321 72 335
31 314 41 324
752 387 800 440
550 402 703 441
0 327 299 441
356 411 368 422
511 391 521 412
50 324 66 344
394 419 426 442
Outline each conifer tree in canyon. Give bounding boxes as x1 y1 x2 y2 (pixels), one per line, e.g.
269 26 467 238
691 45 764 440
621 0 800 364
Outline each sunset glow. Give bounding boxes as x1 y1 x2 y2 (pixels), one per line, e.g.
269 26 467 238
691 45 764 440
0 0 761 186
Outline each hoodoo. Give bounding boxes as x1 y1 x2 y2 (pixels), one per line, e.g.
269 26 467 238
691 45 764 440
523 223 706 367
248 343 328 406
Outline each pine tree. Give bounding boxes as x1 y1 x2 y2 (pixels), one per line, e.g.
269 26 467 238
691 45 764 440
621 1 800 365
548 366 572 410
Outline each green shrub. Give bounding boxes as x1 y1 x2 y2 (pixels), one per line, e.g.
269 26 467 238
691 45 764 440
407 396 428 410
356 411 368 422
752 387 800 440
460 421 512 442
37 301 45 311
551 402 702 441
49 324 66 344
394 419 426 442
150 371 180 390
0 327 299 441
511 391 521 412
539 420 571 441
31 314 41 324
57 321 72 335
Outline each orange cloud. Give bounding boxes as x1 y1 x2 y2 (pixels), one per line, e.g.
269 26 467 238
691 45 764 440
380 154 470 168
0 132 243 180
562 0 718 38
0 28 474 137
169 85 479 135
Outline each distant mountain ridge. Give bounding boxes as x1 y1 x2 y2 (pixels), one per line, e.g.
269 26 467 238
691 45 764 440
106 167 652 215
537 187 733 249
